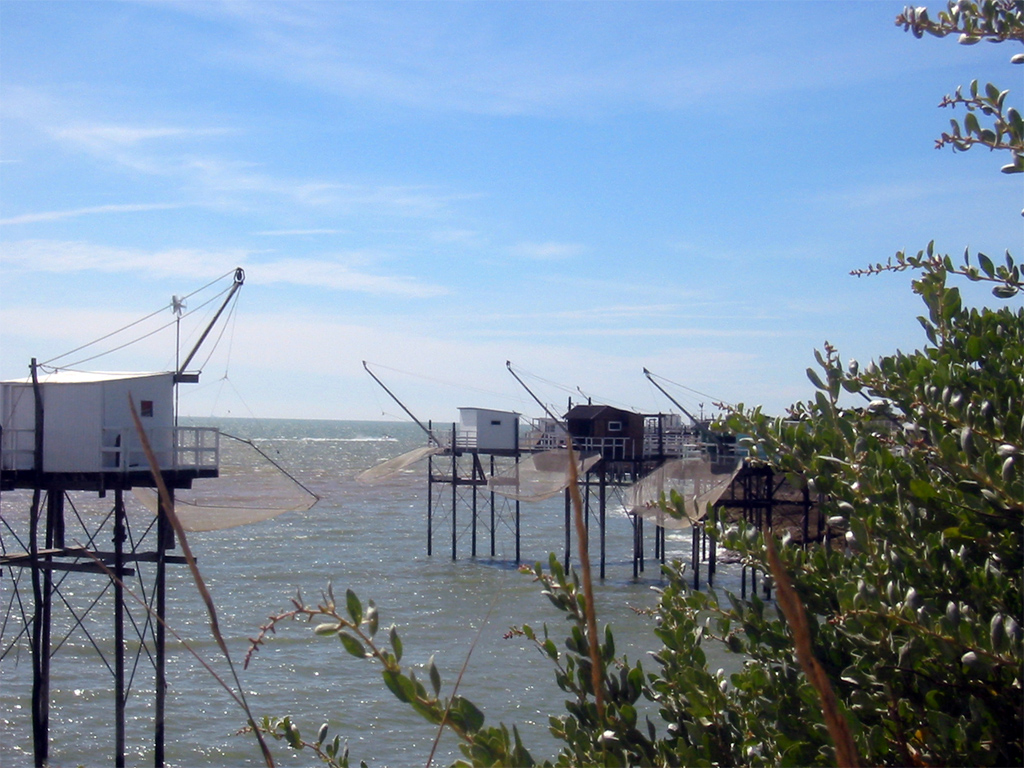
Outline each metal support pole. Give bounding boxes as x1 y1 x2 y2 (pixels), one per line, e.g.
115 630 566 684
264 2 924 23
632 514 640 578
471 454 479 558
563 487 571 572
155 487 172 768
515 496 521 564
489 455 496 557
638 514 645 574
30 488 49 768
451 444 457 561
114 488 126 768
427 454 433 556
692 522 700 590
599 468 607 580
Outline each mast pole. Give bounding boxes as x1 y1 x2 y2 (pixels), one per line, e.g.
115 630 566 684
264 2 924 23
175 268 245 380
362 362 436 444
643 367 702 427
505 361 568 435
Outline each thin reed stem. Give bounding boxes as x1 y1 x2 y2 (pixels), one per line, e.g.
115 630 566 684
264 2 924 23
130 397 275 767
566 441 604 721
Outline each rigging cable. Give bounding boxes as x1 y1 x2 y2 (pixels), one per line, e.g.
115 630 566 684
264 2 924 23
40 269 239 368
365 361 517 404
220 433 320 502
194 288 242 374
644 370 730 408
44 284 234 371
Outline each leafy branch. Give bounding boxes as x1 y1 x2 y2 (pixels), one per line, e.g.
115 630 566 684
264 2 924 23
850 241 1021 298
935 79 1024 171
897 2 1024 176
896 1 1024 45
246 584 534 767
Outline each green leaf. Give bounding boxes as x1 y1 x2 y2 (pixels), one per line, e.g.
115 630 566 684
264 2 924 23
450 696 486 734
338 631 366 658
390 625 403 662
428 655 441 696
346 589 363 625
807 367 827 391
382 670 409 703
909 478 937 500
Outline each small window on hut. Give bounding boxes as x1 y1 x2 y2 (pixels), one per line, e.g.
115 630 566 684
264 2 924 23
607 420 622 432
141 400 154 418
491 420 502 426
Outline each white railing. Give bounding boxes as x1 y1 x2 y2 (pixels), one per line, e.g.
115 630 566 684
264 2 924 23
643 429 704 458
101 426 220 472
1 426 219 473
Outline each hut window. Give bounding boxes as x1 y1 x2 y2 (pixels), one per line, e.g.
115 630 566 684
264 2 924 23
141 400 154 418
491 420 502 426
607 420 622 432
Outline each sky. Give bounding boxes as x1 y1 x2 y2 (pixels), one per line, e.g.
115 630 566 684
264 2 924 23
1 1 1020 425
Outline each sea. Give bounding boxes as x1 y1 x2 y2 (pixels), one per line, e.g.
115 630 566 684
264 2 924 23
0 418 744 767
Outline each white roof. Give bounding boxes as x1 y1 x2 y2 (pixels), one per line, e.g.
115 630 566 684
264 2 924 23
1 370 174 386
458 406 521 416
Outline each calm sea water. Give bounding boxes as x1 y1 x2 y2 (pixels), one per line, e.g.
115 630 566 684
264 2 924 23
1 419 743 767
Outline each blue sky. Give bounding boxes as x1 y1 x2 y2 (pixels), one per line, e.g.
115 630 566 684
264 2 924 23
1 1 1020 424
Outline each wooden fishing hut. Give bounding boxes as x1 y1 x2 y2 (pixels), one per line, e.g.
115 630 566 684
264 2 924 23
0 365 220 767
415 366 826 587
559 403 677 579
561 409 828 590
426 407 524 562
425 400 744 582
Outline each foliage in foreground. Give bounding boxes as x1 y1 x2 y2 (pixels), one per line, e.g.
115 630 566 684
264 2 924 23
247 4 1022 766
249 249 1022 767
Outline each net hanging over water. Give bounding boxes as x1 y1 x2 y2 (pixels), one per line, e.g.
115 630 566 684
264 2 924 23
487 449 602 502
355 445 442 484
627 457 740 529
133 433 319 531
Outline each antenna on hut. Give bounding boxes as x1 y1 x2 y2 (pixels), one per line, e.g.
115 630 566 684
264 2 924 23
362 361 437 445
172 295 185 426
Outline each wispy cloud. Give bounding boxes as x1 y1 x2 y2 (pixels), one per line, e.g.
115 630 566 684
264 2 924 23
1 203 185 226
0 239 447 298
254 228 348 236
482 325 795 341
50 123 232 149
251 256 447 298
164 2 911 118
509 241 586 260
821 180 939 209
0 239 246 280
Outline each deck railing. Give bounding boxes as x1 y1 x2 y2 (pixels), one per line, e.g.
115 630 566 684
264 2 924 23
1 426 219 474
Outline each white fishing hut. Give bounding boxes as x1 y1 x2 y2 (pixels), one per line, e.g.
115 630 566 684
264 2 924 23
0 369 217 485
453 407 520 454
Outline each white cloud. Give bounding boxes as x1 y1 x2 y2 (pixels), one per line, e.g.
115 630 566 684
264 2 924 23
0 203 185 226
50 124 231 150
250 257 447 298
508 241 586 260
1 240 243 280
0 239 447 298
254 228 348 236
158 2 920 119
